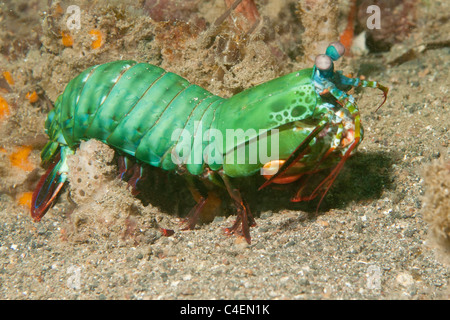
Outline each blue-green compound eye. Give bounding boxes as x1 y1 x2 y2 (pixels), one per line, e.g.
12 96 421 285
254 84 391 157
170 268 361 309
326 41 345 61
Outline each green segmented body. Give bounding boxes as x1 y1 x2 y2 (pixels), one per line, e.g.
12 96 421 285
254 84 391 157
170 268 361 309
47 61 221 170
44 60 320 177
33 44 388 243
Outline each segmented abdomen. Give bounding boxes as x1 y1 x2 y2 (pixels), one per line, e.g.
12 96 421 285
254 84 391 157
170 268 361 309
49 60 225 172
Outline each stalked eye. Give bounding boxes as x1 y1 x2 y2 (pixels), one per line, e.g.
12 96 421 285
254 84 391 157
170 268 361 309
315 54 332 71
326 41 345 61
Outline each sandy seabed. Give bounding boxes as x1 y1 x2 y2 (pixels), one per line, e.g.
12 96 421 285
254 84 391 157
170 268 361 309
0 0 448 299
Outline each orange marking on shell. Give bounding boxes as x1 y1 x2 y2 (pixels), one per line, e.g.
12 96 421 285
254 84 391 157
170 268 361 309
89 29 103 49
61 31 74 47
26 91 38 103
262 160 304 184
0 95 10 120
2 71 14 85
8 146 35 171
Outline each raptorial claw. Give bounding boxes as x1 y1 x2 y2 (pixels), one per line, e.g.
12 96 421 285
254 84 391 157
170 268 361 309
259 123 327 191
